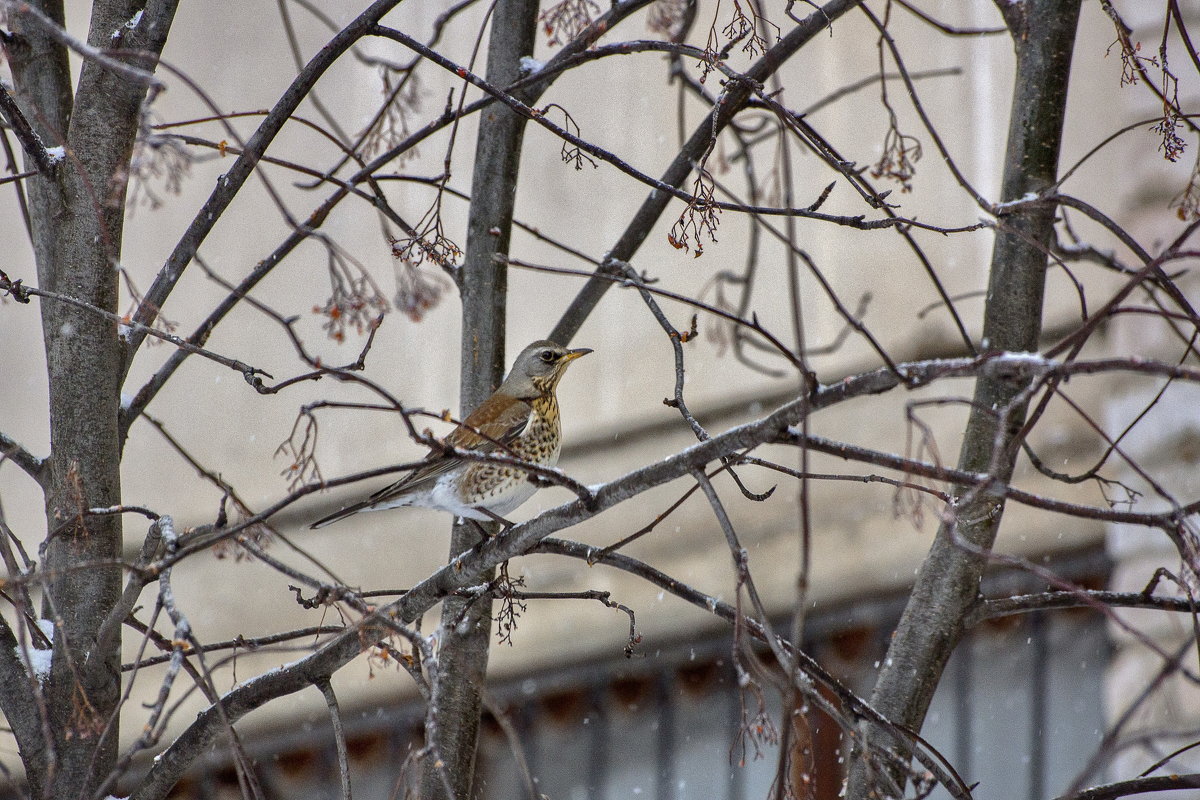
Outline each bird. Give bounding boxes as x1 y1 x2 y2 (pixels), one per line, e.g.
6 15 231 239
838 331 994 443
310 340 592 529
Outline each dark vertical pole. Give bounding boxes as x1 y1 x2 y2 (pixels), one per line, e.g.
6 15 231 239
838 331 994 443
953 634 973 781
656 671 677 800
588 684 609 800
1028 613 1048 800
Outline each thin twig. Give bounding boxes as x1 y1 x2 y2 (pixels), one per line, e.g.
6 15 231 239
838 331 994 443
318 680 353 800
0 273 275 390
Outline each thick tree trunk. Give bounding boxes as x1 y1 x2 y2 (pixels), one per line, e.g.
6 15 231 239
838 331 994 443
846 1 1081 796
4 2 177 795
419 5 539 798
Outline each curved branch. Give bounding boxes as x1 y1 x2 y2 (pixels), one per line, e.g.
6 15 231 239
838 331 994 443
0 430 45 484
532 538 974 800
1 273 274 390
1053 771 1200 799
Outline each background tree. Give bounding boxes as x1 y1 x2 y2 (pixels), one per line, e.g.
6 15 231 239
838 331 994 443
1 1 1199 799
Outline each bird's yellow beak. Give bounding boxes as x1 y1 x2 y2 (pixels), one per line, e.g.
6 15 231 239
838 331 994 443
562 347 592 362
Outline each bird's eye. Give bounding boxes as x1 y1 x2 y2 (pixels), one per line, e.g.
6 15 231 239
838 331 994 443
539 350 556 363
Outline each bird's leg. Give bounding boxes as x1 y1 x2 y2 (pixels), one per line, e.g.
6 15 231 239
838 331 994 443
462 512 512 556
477 507 516 533
467 518 493 542
452 518 494 559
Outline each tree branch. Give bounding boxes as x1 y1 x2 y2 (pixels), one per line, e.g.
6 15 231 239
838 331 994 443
0 272 275 389
372 22 977 234
533 538 973 800
0 430 45 484
0 82 59 175
4 0 165 89
1053 774 1200 800
969 590 1200 627
0 609 52 790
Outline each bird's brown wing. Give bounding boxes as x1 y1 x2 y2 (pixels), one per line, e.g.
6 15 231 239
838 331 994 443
445 392 534 450
368 394 533 501
309 394 533 528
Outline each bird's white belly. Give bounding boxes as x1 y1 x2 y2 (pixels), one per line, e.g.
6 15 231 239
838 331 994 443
431 444 561 521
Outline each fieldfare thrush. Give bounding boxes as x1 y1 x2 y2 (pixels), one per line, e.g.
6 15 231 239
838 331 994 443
310 340 591 529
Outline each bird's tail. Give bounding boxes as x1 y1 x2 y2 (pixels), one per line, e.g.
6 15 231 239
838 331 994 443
309 500 373 529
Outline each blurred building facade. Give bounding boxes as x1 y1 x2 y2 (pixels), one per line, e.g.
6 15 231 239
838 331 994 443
0 0 1197 798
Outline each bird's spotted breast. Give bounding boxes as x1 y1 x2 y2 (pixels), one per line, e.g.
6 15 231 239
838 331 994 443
458 396 561 507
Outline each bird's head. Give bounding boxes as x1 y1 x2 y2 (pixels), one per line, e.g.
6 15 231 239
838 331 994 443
504 340 592 397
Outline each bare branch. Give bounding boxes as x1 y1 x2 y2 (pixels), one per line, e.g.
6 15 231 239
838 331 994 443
971 590 1200 625
0 600 52 788
318 679 353 800
0 429 45 484
122 626 345 671
0 82 59 175
87 520 163 681
372 23 982 233
551 0 868 345
1053 774 1200 800
534 537 974 800
0 271 276 390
